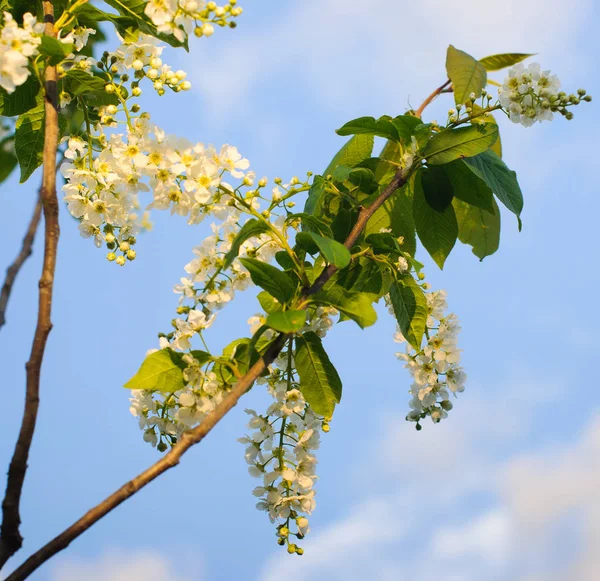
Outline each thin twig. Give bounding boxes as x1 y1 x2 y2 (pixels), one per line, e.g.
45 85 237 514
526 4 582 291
0 1 60 569
4 168 409 581
414 79 452 118
0 196 43 331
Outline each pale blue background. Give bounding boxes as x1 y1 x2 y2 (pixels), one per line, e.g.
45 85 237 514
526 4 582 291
1 1 599 580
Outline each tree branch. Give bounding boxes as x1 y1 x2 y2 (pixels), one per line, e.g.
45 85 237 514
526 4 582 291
0 196 43 331
414 79 452 118
4 164 408 581
0 1 60 569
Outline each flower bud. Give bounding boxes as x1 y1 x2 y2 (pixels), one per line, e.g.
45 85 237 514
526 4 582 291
132 59 144 71
132 87 142 97
180 81 192 91
104 84 115 93
106 105 118 115
258 177 268 187
106 252 116 262
119 241 130 252
127 250 136 261
287 544 297 554
116 256 126 266
157 441 168 452
146 68 159 80
202 23 214 36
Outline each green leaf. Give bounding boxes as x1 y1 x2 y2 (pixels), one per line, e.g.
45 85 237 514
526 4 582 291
15 100 45 183
324 134 374 177
64 69 108 96
423 124 498 165
453 197 500 260
266 310 307 333
464 150 523 219
0 75 40 116
305 232 351 268
446 45 487 106
479 53 535 71
364 181 416 256
391 115 423 142
295 332 343 417
469 104 502 158
388 275 428 351
223 219 271 269
421 166 454 212
444 159 494 212
412 172 458 268
257 290 282 313
38 36 73 65
239 258 297 304
124 348 186 392
286 213 333 237
189 350 213 366
337 257 388 297
0 147 17 183
336 116 398 141
312 285 377 328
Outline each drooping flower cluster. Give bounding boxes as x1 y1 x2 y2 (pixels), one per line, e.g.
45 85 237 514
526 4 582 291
240 352 325 555
498 62 591 126
394 289 466 428
0 12 43 93
144 0 243 41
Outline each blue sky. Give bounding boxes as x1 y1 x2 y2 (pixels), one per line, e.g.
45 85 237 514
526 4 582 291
1 1 600 580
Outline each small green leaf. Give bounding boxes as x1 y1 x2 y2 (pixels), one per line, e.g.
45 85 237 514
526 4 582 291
336 116 399 141
239 258 297 304
446 45 487 105
257 290 282 313
15 100 45 183
266 310 307 333
124 348 186 392
464 150 523 220
286 213 333 237
38 36 73 65
453 197 500 260
188 350 213 366
295 332 343 417
389 275 428 351
412 172 458 269
479 53 535 72
324 134 374 177
421 166 454 212
444 159 494 213
0 75 40 116
312 285 377 328
391 115 423 142
0 147 17 183
305 232 351 269
223 219 271 269
423 124 498 165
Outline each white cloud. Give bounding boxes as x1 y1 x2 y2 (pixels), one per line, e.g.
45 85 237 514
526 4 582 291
50 549 203 581
259 403 600 581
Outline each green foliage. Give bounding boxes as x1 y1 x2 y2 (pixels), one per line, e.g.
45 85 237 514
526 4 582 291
0 139 17 183
311 285 377 328
423 124 498 165
323 134 374 177
304 232 351 269
336 257 391 298
444 159 495 213
412 172 458 268
446 45 487 105
14 100 44 183
464 150 524 221
364 181 416 256
0 75 40 117
223 219 271 269
38 36 73 65
257 291 282 313
295 332 342 417
478 52 534 71
265 310 307 333
388 274 428 351
336 114 422 143
453 197 501 260
124 348 186 392
421 166 454 212
239 258 297 304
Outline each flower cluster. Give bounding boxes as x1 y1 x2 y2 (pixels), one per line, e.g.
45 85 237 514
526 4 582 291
144 0 243 41
240 356 325 555
0 12 43 93
498 62 591 127
130 348 229 450
394 289 466 428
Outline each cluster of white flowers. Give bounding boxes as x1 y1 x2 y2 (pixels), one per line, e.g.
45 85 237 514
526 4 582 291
0 12 43 93
240 363 324 555
394 289 466 428
130 348 229 450
144 0 243 42
498 62 591 127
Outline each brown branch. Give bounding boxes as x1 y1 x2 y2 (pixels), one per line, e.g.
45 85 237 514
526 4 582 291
0 1 60 570
414 79 452 118
4 162 409 581
0 196 43 331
